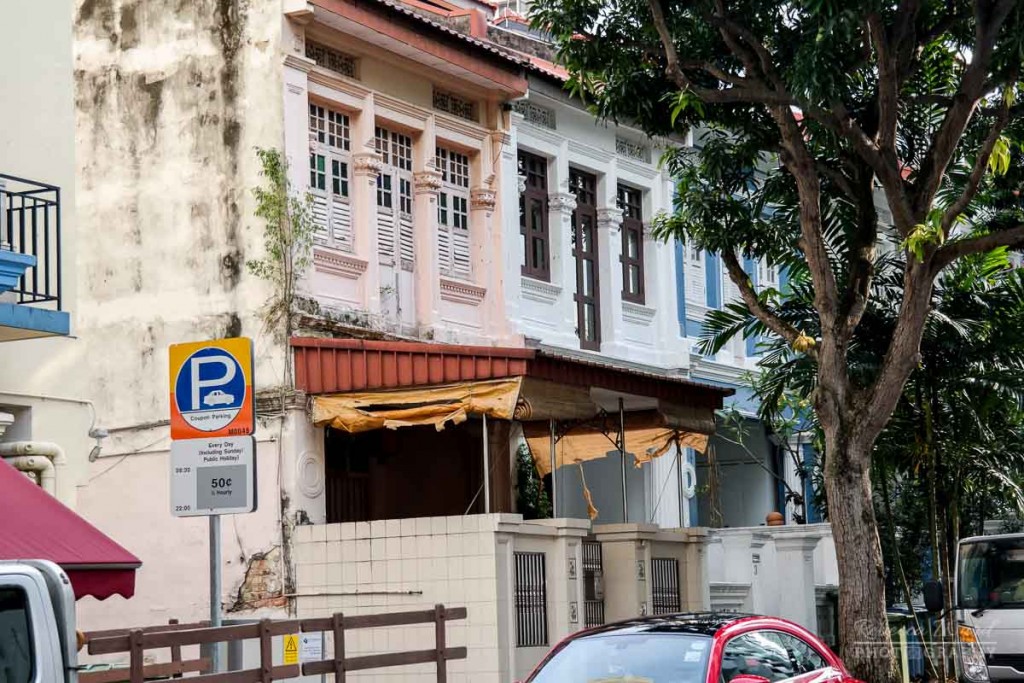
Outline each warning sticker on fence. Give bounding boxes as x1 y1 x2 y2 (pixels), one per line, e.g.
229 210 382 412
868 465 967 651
300 633 323 662
283 634 299 665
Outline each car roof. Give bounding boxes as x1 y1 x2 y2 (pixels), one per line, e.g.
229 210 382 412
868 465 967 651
573 612 759 639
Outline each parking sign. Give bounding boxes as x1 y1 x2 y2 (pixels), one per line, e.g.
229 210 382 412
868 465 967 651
169 338 254 440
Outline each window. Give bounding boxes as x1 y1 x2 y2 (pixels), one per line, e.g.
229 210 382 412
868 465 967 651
436 146 472 280
514 551 548 647
375 126 414 263
721 631 828 683
685 244 705 305
570 169 600 350
308 103 353 252
519 151 550 281
0 587 33 683
617 185 645 304
759 259 779 291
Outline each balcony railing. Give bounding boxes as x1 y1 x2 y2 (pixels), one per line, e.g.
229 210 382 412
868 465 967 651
0 173 62 310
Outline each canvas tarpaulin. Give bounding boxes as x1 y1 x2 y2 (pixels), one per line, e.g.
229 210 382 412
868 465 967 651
523 410 709 478
311 377 522 433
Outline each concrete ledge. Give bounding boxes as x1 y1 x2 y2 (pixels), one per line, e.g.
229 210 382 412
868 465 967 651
0 303 70 340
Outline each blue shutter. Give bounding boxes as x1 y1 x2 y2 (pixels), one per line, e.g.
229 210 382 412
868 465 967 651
744 256 758 357
705 253 722 309
675 239 687 337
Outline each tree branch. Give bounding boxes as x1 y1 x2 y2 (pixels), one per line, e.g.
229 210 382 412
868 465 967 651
720 249 817 359
931 224 1024 274
940 93 1012 233
867 12 899 151
911 0 1016 220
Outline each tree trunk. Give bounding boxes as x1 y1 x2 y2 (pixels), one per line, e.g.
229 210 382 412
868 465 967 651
823 420 897 683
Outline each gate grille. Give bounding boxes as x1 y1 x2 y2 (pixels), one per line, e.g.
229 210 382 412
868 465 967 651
514 552 548 647
582 541 604 627
651 558 681 615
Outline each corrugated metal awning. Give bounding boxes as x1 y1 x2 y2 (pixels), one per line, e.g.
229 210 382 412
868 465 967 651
292 338 732 409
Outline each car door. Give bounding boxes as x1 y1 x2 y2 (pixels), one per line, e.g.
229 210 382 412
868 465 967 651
720 630 842 683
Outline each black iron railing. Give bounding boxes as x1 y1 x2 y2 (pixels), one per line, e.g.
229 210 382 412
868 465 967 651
0 173 62 309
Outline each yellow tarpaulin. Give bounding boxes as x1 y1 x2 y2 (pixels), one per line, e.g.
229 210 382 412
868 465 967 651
311 377 523 433
523 411 709 478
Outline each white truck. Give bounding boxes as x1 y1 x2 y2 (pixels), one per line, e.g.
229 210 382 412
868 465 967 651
0 560 80 683
927 533 1024 683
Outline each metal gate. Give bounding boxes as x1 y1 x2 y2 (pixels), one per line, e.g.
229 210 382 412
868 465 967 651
582 540 605 627
514 551 548 647
651 558 681 615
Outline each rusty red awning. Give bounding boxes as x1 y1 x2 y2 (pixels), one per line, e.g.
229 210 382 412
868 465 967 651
291 338 732 409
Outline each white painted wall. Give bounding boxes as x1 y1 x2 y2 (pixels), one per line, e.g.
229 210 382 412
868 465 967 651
503 80 692 369
0 0 93 509
697 422 778 528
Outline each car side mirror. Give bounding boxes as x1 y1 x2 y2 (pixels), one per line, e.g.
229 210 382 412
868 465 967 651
924 580 944 613
730 676 772 683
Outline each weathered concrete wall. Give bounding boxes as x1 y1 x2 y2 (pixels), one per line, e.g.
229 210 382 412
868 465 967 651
70 0 292 636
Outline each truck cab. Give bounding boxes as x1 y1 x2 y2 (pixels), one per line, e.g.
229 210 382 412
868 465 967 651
0 561 79 683
955 534 1024 682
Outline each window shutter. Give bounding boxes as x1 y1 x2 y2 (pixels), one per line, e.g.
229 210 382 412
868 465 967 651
311 194 329 244
685 250 705 304
377 210 396 263
399 214 414 268
452 227 471 280
330 198 352 252
438 225 452 276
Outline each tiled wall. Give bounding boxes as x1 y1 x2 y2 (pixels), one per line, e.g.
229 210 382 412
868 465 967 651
294 515 502 682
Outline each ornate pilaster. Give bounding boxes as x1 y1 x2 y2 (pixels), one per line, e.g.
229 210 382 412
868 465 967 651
597 207 624 232
549 192 577 215
470 187 497 214
352 152 383 182
413 169 443 196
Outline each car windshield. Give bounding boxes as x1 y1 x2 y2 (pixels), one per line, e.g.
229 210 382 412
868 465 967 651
959 538 1024 609
528 633 712 683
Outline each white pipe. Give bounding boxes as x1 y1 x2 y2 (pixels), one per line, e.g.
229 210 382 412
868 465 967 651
0 441 66 496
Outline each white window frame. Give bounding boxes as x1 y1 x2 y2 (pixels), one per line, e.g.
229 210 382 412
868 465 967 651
308 103 353 252
375 126 414 265
436 145 472 281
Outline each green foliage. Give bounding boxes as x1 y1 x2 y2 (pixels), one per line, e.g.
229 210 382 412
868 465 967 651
515 443 552 520
247 148 316 339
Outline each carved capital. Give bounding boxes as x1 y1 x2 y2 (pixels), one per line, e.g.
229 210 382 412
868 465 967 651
470 186 497 213
597 207 624 231
549 192 577 215
413 169 443 196
517 173 527 194
352 152 383 178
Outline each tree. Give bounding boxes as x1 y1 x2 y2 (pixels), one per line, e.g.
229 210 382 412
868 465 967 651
713 248 1024 679
528 1 1024 679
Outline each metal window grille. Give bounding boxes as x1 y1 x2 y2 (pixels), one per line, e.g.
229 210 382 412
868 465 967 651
514 552 548 647
582 541 605 628
651 558 681 615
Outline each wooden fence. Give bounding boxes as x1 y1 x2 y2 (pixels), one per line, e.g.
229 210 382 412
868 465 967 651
80 605 467 683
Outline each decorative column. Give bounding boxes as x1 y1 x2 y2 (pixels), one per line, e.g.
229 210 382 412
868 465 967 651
549 191 578 344
413 168 442 331
471 185 500 330
350 92 382 314
597 206 624 353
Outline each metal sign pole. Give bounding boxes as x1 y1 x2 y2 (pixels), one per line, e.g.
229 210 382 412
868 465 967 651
210 514 222 672
549 419 557 518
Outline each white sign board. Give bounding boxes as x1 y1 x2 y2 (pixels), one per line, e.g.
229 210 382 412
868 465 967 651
300 633 323 662
170 436 257 517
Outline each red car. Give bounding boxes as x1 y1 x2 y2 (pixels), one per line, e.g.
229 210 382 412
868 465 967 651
523 612 864 683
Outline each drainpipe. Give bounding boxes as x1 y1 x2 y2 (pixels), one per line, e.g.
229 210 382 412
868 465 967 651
0 441 66 495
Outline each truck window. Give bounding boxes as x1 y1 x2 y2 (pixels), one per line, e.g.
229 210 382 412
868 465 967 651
959 538 1024 609
0 587 33 683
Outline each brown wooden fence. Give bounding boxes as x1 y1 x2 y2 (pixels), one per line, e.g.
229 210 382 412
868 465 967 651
80 605 467 683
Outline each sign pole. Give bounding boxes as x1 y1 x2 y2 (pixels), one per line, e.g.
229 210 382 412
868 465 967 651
210 514 222 672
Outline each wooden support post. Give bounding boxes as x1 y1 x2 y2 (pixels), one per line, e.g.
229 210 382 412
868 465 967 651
333 612 346 682
259 619 273 683
434 604 447 683
168 619 183 678
128 630 144 683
